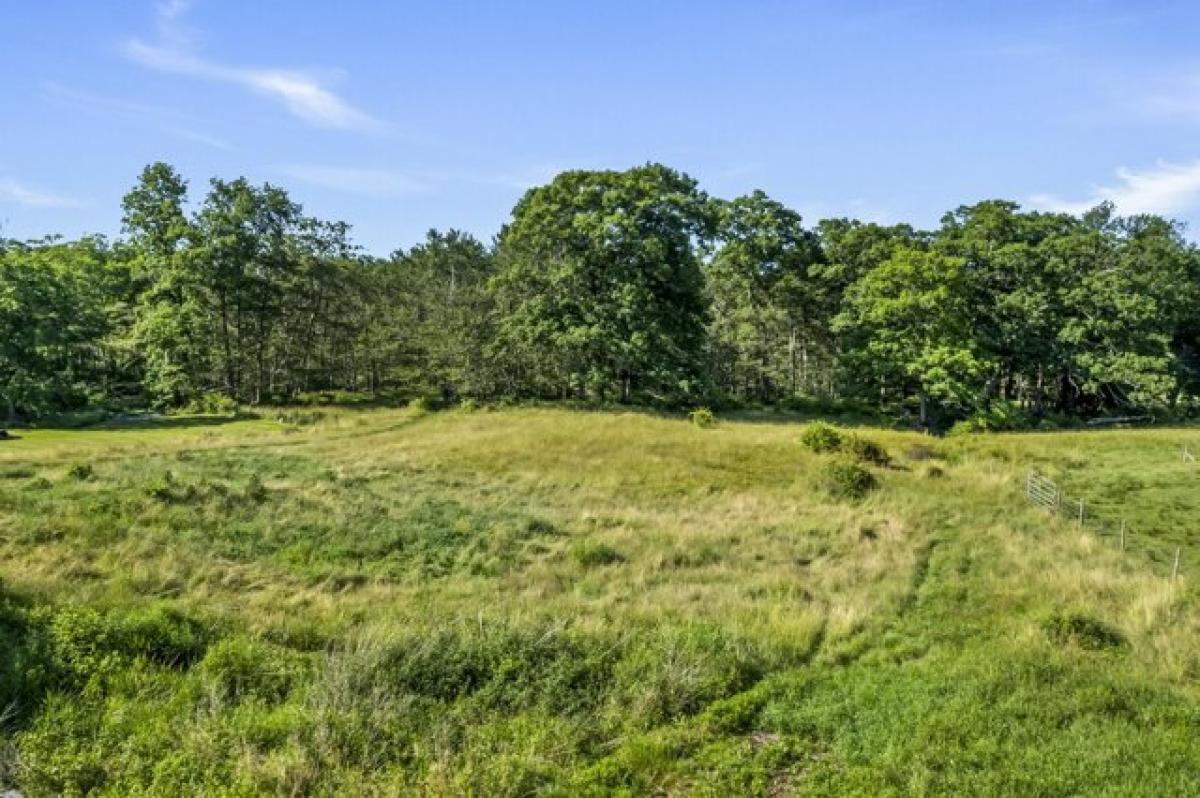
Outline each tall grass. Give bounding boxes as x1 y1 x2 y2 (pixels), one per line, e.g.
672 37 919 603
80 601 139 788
0 407 1195 794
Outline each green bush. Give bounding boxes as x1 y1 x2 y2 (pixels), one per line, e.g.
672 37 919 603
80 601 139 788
40 605 211 684
185 392 239 416
842 434 890 466
689 407 716 429
800 421 843 453
817 457 878 500
948 403 1034 435
570 540 625 567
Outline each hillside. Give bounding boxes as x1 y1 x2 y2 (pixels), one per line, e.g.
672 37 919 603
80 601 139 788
0 407 1197 795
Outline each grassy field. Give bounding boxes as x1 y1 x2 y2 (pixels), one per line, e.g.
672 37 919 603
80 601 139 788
0 406 1197 796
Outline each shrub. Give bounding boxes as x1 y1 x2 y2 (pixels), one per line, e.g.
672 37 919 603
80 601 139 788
817 457 878 500
842 434 890 466
570 540 625 567
67 463 94 481
1043 613 1125 651
800 421 843 453
42 605 211 683
689 407 716 429
185 392 239 416
948 403 1034 435
0 466 35 480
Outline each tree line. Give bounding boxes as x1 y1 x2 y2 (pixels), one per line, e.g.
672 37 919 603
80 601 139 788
3 161 1199 428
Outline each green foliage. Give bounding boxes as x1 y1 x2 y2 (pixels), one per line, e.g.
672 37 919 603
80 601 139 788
490 164 714 405
800 421 843 452
689 407 716 428
816 456 878 500
184 392 239 416
947 402 1035 435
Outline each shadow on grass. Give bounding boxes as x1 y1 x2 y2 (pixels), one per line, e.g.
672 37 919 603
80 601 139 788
30 413 253 433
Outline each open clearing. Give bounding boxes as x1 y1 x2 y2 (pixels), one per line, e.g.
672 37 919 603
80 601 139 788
1 407 1197 795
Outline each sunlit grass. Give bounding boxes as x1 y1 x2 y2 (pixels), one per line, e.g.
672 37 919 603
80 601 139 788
0 408 1196 794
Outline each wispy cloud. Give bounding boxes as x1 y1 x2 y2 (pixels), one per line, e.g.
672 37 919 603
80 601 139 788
0 178 83 208
1029 160 1200 216
123 1 378 131
278 166 427 197
43 82 232 150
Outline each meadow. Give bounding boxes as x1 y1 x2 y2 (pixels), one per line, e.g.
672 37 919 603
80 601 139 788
0 405 1197 796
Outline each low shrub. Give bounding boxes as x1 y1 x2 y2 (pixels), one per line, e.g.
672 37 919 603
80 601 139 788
800 421 843 453
184 392 239 416
1 466 35 480
689 407 716 429
947 403 1034 435
817 457 878 500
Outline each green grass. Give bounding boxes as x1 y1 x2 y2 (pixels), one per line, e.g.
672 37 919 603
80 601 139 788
0 407 1196 795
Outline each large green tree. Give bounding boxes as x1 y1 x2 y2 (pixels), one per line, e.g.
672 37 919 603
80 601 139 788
491 164 715 404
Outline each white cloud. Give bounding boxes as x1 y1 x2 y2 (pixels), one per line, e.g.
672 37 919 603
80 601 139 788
44 82 232 150
0 178 83 208
279 166 427 197
1029 160 1200 217
123 1 378 131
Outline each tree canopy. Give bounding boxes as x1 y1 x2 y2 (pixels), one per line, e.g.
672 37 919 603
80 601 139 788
3 160 1200 428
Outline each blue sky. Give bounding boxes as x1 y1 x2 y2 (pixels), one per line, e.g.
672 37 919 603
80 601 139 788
3 0 1200 253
